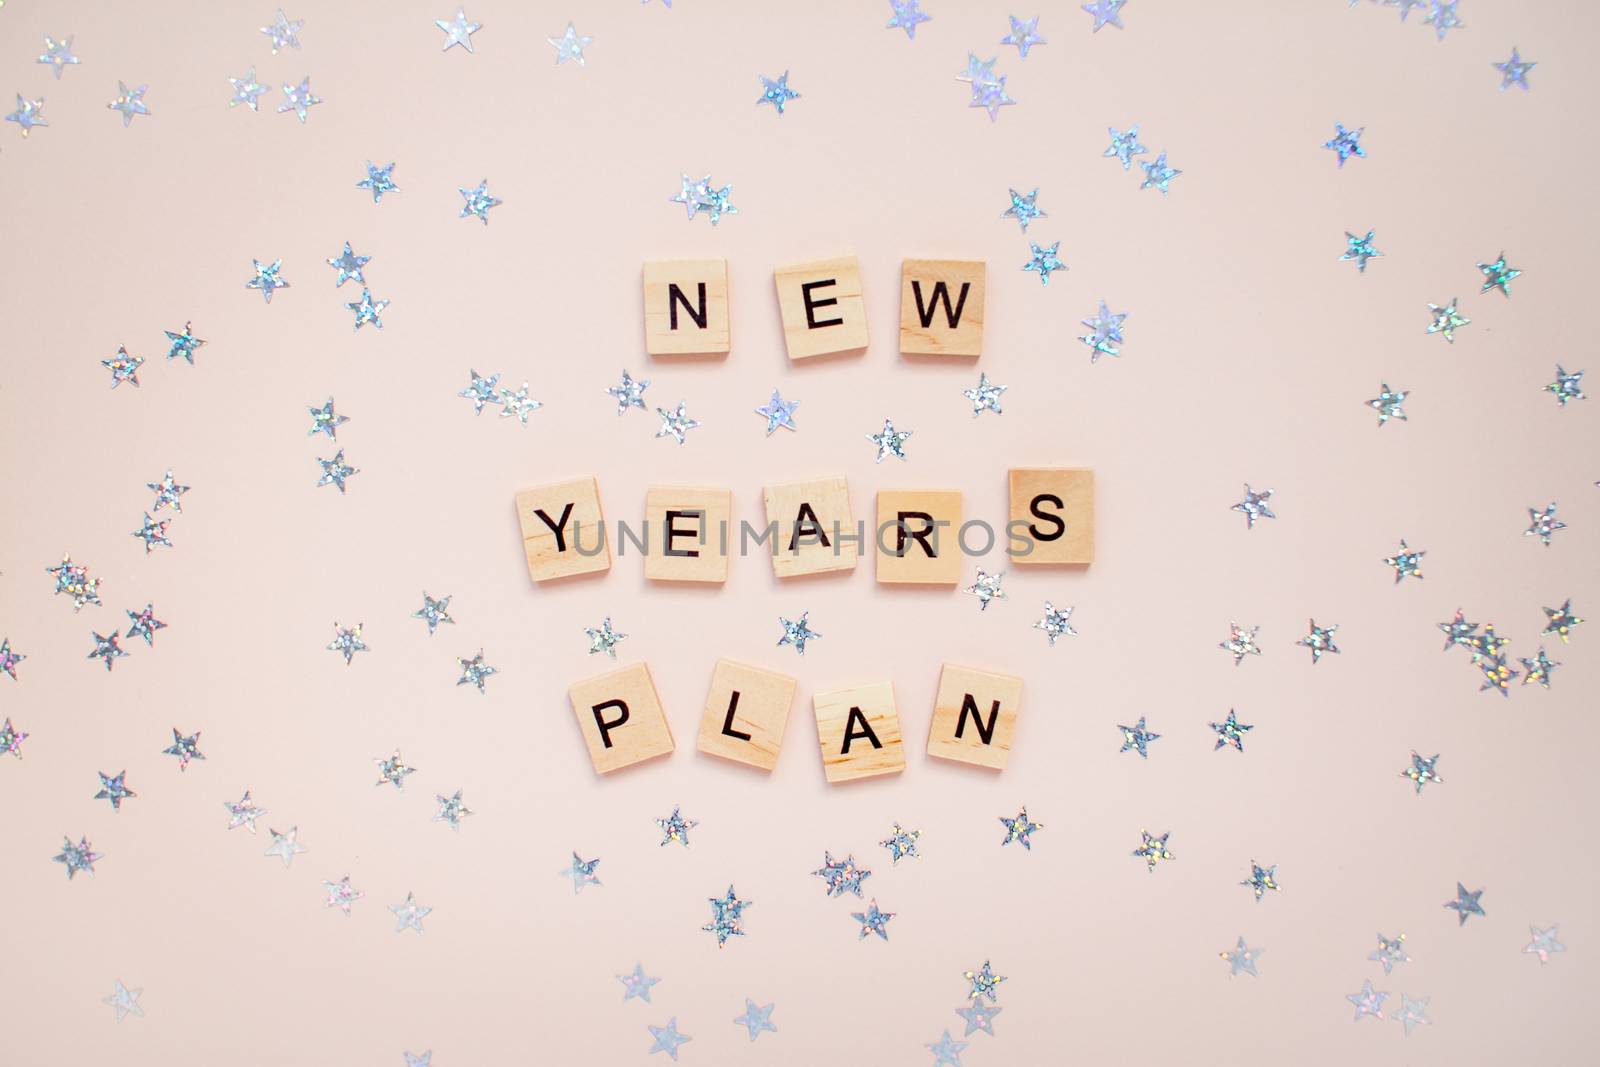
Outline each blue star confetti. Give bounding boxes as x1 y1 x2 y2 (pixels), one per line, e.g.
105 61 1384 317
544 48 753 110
1422 0 1464 40
358 161 399 202
246 258 290 303
163 323 205 364
998 808 1042 849
458 180 502 224
885 0 932 40
1001 15 1046 58
1022 241 1065 284
1001 187 1046 231
1118 716 1160 759
1342 230 1382 271
851 900 895 941
1139 151 1181 194
346 289 388 332
757 72 799 115
1401 752 1443 794
880 823 922 864
1133 828 1175 872
1494 48 1536 91
646 1019 691 1061
1444 881 1485 925
733 999 777 1041
755 389 800 434
813 851 872 897
702 885 750 947
1323 122 1366 166
1104 125 1147 169
1241 861 1280 902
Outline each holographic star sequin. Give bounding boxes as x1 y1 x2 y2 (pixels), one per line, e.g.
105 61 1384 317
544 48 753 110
702 885 749 947
757 71 799 114
1221 937 1262 978
1104 125 1147 169
1523 925 1565 964
1494 48 1536 91
755 390 799 434
1401 751 1442 794
1367 382 1408 425
955 1000 1001 1036
669 174 738 225
1079 300 1128 361
131 512 170 553
1133 828 1174 872
1342 230 1382 272
390 892 431 933
963 960 1006 1002
94 770 136 811
264 826 307 868
926 1030 968 1067
163 322 205 365
228 67 269 110
458 369 501 413
1034 602 1077 646
1542 599 1584 643
880 823 922 864
48 554 103 611
647 1019 691 1061
1082 0 1127 31
102 980 142 1022
584 617 627 658
1520 647 1560 689
1545 366 1586 406
1525 503 1566 546
1477 252 1522 297
144 470 189 513
1422 0 1464 40
1393 993 1431 1036
0 718 27 758
1346 980 1388 1022
107 82 150 127
412 592 453 635
777 612 820 655
1210 710 1253 752
1241 861 1280 902
276 77 320 122
1384 540 1425 583
327 622 368 665
125 604 166 647
813 852 872 897
307 397 348 439
655 401 700 444
88 630 127 671
655 807 698 848
1231 485 1275 528
346 290 387 331
886 0 932 40
358 161 399 202
999 808 1042 850
102 346 144 388
1220 622 1262 665
548 22 593 66
224 789 266 832
1001 187 1046 231
458 180 501 224
375 750 415 789
317 450 358 493
1002 14 1046 58
1444 881 1485 925
54 835 101 878
5 95 48 138
563 852 603 894
455 651 497 694
1478 653 1519 697
1324 122 1366 166
327 242 369 287
619 963 660 1003
967 75 1017 122
1426 298 1470 341
963 373 1006 416
246 258 290 303
1298 619 1340 663
607 369 650 414
1022 241 1065 284
1369 932 1412 973
867 418 912 462
38 35 80 79
163 728 204 770
0 639 24 682
1139 151 1181 194
852 900 895 941
324 875 363 916
261 9 304 53
733 999 777 1041
965 569 1007 611
436 7 482 52
1118 717 1160 759
433 789 473 830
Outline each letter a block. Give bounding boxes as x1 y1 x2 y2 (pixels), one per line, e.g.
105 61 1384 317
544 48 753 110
774 256 869 361
514 477 612 582
927 664 1023 770
696 659 797 771
644 487 732 583
1008 467 1094 565
899 259 986 357
568 662 675 774
813 681 906 784
762 476 857 578
643 259 730 357
875 489 963 585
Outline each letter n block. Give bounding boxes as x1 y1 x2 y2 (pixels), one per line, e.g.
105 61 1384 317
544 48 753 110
927 664 1023 770
567 662 675 774
1008 467 1094 565
875 489 962 585
644 487 732 583
774 256 869 361
514 477 612 582
761 476 857 578
812 681 906 784
899 259 986 356
643 259 730 357
696 659 797 771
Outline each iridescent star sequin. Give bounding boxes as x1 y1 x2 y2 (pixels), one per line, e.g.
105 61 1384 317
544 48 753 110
1139 151 1181 194
1324 122 1366 166
102 980 142 1021
346 290 388 331
1220 622 1262 665
1034 602 1077 646
813 852 872 897
107 82 150 127
102 346 144 388
1346 979 1388 1021
851 900 895 941
1384 540 1425 583
223 789 266 832
965 569 1007 611
5 95 48 137
1520 647 1560 689
458 180 501 224
375 750 415 789
1523 925 1565 964
455 651 497 693
655 806 697 847
646 1019 691 1060
0 639 24 682
607 369 651 414
998 808 1042 849
548 22 593 66
1524 503 1566 546
963 372 1006 416
307 397 348 438
146 470 189 513
1133 828 1174 871
1545 366 1586 406
1023 241 1065 284
1401 751 1442 794
885 0 932 40
1079 300 1128 361
2 718 29 757
733 999 777 1041
1444 881 1485 925
261 9 304 53
880 823 922 864
619 963 660 1002
926 1030 968 1067
38 35 80 79
130 512 170 553
434 789 473 829
564 852 603 894
755 390 799 434
1369 932 1412 973
655 401 700 444
390 892 431 932
669 174 738 225
48 554 103 611
1367 382 1408 425
963 960 1006 1001
277 77 320 122
458 369 501 413
1422 0 1464 40
436 7 482 52
1542 599 1583 643
1477 252 1522 297
1231 485 1275 528
1342 230 1382 271
702 885 749 946
228 67 269 110
1118 717 1160 759
867 418 912 461
1426 298 1469 341
1104 125 1147 169
583 617 626 658
955 1000 1001 1035
1494 48 1536 91
324 875 363 916
94 770 136 811
1082 0 1127 31
246 258 290 303
1001 187 1046 231
125 604 166 646
1241 861 1279 902
412 592 454 635
163 728 204 770
1002 15 1046 58
756 71 799 115
317 450 358 492
87 630 127 671
327 622 368 665
1210 710 1253 752
1221 937 1262 977
777 612 820 655
1393 993 1431 1036
358 161 399 202
1298 619 1340 663
54 835 101 878
327 242 369 287
264 826 308 868
164 322 206 364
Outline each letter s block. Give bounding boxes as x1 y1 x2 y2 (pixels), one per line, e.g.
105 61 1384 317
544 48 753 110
515 477 612 582
567 662 675 774
926 663 1023 770
696 659 797 771
774 256 869 361
643 259 730 357
899 259 986 357
1007 467 1094 565
812 681 905 784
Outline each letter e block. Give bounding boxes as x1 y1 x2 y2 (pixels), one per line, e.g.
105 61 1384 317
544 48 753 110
812 681 905 784
927 663 1023 770
761 476 857 578
567 662 675 774
875 489 962 585
644 487 732 583
774 256 869 361
514 477 612 582
899 259 986 357
643 259 730 357
1008 468 1094 565
696 659 797 771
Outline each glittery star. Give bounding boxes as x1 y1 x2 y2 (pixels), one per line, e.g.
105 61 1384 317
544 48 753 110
1341 230 1381 272
1463 624 1506 660
886 0 932 40
1388 0 1432 21
246 258 290 303
813 851 873 897
122 604 165 648
497 382 541 423
655 806 698 847
222 790 266 832
563 852 603 894
261 9 304 53
405 1053 432 1067
852 900 895 941
374 750 414 789
54 835 101 878
1001 15 1046 58
954 999 1001 1036
1231 484 1274 528
1444 881 1484 925
276 77 320 122
777 612 820 655
702 884 749 946
1133 828 1174 871
1523 924 1565 963
102 346 144 388
1079 300 1128 361
228 67 269 110
88 630 127 671
669 174 738 224
1438 608 1477 651
1210 710 1253 752
458 179 501 223
1034 602 1077 646
1545 365 1585 406
436 7 482 52
1477 252 1522 297
455 650 497 693
963 960 1006 1002
102 980 143 1022
1118 716 1160 759
1139 151 1181 194
548 22 593 66
1369 932 1411 973
327 622 368 665
47 554 102 611
412 592 453 635
1346 979 1388 1021
1220 622 1262 665
1392 993 1431 1036
38 35 80 79
5 95 48 138
965 569 1007 611
326 242 370 287
1242 861 1279 902
434 789 473 830
1221 937 1263 977
1401 752 1442 794
107 82 150 127
1104 125 1147 169
619 963 660 1002
998 808 1041 850
317 450 359 493
647 1019 691 1060
1542 599 1584 643
755 389 799 434
344 289 388 332
93 770 136 811
1022 241 1066 284
1426 297 1469 341
1494 48 1535 91
324 875 363 916
1000 188 1045 235
263 826 307 867
307 397 348 439
458 369 501 413
733 999 777 1041
880 823 922 863
867 418 913 462
1422 0 1464 40
129 512 170 553
4 719 32 757
357 162 399 205
968 76 1017 121
606 369 650 414
1520 647 1560 689
925 1030 968 1066
1366 381 1409 424
757 71 799 114
955 56 999 92
1383 540 1425 583
1524 503 1566 547
655 401 700 444
0 640 23 682
162 322 206 365
962 372 1006 416
1298 619 1340 663
163 728 204 770
1082 0 1127 31
1478 653 1519 696
389 892 431 933
1324 122 1366 166
585 617 627 658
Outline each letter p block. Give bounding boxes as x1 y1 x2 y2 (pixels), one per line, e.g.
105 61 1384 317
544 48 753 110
568 662 675 774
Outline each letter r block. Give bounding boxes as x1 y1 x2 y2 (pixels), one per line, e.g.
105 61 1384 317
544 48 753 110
1007 467 1094 565
899 259 986 356
812 681 906 784
567 662 675 774
875 489 962 585
514 477 612 582
696 659 797 771
644 486 732 583
774 256 869 361
927 663 1023 770
642 259 730 357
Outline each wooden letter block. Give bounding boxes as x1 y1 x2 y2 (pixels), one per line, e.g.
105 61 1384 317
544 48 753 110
643 487 732 583
812 681 906 784
514 476 612 582
899 259 986 357
643 259 730 357
696 659 797 771
927 663 1023 770
761 476 857 578
1008 468 1094 565
875 489 963 585
567 662 675 774
774 256 869 361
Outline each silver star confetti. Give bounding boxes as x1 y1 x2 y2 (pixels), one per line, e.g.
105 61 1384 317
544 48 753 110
498 382 542 424
106 82 150 127
1494 48 1536 91
456 650 497 693
102 980 143 1022
851 900 895 941
1393 993 1431 1036
585 617 627 658
54 835 101 878
1426 298 1470 341
1401 752 1443 794
276 77 320 123
702 884 749 946
163 729 204 770
1341 230 1382 272
999 808 1042 849
1220 622 1262 665
1422 0 1464 40
163 323 206 364
436 7 481 53
619 963 660 1002
1118 717 1161 759
1104 125 1147 168
458 179 501 224
246 258 290 303
1133 828 1175 872
375 751 415 789
1140 152 1181 194
1231 485 1275 528
131 512 171 553
1444 881 1485 925
656 806 697 847
1298 619 1340 663
264 826 307 868
647 1019 691 1060
1034 602 1077 646
563 852 602 894
733 999 777 1041
148 469 189 512
87 630 127 671
228 67 269 110
1368 382 1408 425
1079 300 1128 361
413 592 454 634
390 892 432 933
1369 932 1411 973
1542 599 1584 643
867 418 912 461
308 398 348 439
607 369 650 414
813 852 872 897
1324 122 1366 166
655 401 700 444
1523 924 1565 964
962 373 1006 416
458 369 501 413
757 71 799 114
548 22 593 66
955 1000 1001 1036
317 451 359 493
1210 710 1253 752
880 823 922 864
886 0 932 41
1022 241 1065 284
1001 187 1046 231
327 242 369 287
358 161 399 202
38 35 81 79
1478 252 1522 297
755 390 799 434
327 623 368 665
1520 647 1560 689
5 95 48 138
102 346 144 388
224 789 266 832
434 789 473 830
94 770 136 811
965 569 1007 611
1346 979 1388 1022
1241 861 1279 902
963 960 1006 1001
1384 540 1425 583
777 612 820 655
1221 937 1262 977
261 9 304 53
1001 15 1046 58
1525 503 1566 546
1545 365 1586 406
323 875 363 916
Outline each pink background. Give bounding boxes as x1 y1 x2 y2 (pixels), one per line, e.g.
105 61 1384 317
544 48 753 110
1 1 1596 1063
